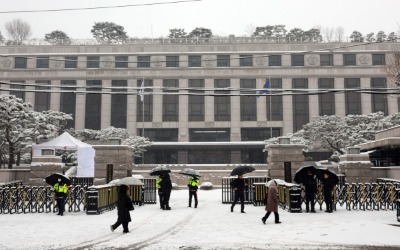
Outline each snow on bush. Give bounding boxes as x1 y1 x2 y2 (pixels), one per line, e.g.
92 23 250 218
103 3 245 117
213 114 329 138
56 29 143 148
200 182 213 190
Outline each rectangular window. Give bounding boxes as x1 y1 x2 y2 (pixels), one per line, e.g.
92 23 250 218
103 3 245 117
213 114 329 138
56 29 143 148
10 80 25 100
85 80 102 130
371 78 388 115
137 56 150 68
111 80 127 128
241 148 266 163
320 54 333 66
65 56 77 68
240 54 253 66
318 78 335 115
240 79 257 121
217 55 230 67
291 54 304 66
142 149 178 164
141 129 178 141
14 57 27 68
163 79 179 122
60 80 76 129
372 54 386 65
266 78 283 121
189 128 230 142
188 55 201 67
166 56 179 67
343 54 356 66
188 150 231 164
115 56 128 68
214 79 231 121
35 80 51 111
137 79 153 122
292 78 309 132
269 55 281 66
188 79 205 121
87 56 100 68
241 128 282 142
37 57 49 68
345 78 361 115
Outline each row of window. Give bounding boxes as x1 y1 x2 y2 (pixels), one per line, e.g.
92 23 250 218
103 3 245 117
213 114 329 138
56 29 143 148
12 53 386 69
7 77 388 133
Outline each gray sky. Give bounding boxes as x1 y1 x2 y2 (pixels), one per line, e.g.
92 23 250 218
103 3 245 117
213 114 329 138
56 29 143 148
0 0 399 39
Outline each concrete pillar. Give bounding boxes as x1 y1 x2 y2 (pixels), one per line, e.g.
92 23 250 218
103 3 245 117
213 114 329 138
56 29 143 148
51 80 61 112
230 78 241 141
101 80 111 129
308 78 319 118
75 80 86 130
25 80 35 110
361 77 372 114
257 78 267 122
204 78 214 122
335 78 345 117
127 79 138 135
179 79 189 142
282 78 293 134
153 79 163 123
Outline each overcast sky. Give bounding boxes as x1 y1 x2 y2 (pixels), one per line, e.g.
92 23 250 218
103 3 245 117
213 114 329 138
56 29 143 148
0 0 399 40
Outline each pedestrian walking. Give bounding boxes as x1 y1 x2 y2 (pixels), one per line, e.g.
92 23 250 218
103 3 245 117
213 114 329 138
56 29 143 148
110 185 134 234
230 175 247 213
304 171 317 213
188 176 200 208
261 179 281 224
160 173 172 210
54 178 68 216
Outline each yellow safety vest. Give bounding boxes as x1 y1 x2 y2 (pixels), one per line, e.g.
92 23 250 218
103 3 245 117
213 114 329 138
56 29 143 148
156 177 162 189
188 177 199 187
54 183 68 193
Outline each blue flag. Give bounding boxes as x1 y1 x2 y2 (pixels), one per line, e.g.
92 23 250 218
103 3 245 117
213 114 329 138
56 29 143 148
257 79 270 96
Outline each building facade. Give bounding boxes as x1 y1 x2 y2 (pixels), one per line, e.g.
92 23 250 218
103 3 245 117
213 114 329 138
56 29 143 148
0 40 399 165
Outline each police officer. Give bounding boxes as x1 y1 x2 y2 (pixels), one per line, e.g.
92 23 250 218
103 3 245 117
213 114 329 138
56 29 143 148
188 176 200 208
159 173 172 210
156 175 163 209
230 175 248 213
54 178 68 216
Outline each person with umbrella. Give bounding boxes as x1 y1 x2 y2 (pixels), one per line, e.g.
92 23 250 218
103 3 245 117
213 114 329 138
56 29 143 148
53 178 68 216
230 174 248 213
261 179 281 224
156 175 163 209
322 172 334 213
110 185 134 234
160 172 172 210
304 171 317 213
188 175 200 208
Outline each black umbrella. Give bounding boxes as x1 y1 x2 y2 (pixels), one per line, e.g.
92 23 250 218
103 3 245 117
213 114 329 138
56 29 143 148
230 166 255 176
179 168 201 177
294 165 317 184
45 173 71 186
149 166 171 176
315 168 339 185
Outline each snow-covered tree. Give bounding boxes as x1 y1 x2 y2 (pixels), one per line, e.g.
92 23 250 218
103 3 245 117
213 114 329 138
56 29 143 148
44 30 71 45
30 110 73 144
350 30 364 42
188 27 212 39
168 28 187 39
0 31 4 44
376 31 386 42
123 136 152 158
366 32 375 42
286 28 304 42
387 32 398 42
91 22 128 44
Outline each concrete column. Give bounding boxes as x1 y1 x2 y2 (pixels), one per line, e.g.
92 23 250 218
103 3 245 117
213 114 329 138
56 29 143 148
230 54 240 67
128 56 137 68
308 78 319 118
153 79 163 123
388 95 398 114
77 56 86 69
51 80 61 111
361 77 372 114
257 78 267 122
282 78 293 134
27 57 36 69
127 79 138 135
230 78 241 141
101 80 111 129
179 79 189 142
25 80 35 110
204 78 214 122
181 55 188 68
333 54 343 66
281 54 291 67
335 78 345 117
75 80 86 130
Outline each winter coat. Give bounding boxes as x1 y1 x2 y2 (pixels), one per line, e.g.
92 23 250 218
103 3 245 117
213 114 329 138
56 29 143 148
230 178 247 193
322 178 334 194
117 186 134 223
160 173 172 194
304 175 317 193
265 181 279 212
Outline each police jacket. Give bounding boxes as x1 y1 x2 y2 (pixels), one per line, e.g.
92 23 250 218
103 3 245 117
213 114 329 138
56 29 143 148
188 176 199 191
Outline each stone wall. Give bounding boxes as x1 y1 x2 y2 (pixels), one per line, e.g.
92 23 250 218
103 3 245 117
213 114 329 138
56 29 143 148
29 164 63 186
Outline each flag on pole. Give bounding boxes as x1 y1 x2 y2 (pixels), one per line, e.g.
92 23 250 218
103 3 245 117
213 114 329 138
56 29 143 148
139 79 145 102
257 79 270 96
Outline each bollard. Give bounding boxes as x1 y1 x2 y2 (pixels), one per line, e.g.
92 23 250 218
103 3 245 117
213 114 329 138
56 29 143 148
86 188 99 215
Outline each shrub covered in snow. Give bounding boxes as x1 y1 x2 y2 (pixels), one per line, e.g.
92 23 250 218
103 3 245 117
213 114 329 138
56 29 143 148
200 182 213 190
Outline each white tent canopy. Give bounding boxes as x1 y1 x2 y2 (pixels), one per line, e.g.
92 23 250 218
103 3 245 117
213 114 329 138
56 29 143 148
32 132 95 177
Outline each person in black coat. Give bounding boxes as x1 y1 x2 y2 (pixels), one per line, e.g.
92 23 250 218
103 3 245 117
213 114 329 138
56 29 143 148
110 185 134 233
230 175 248 213
322 173 334 213
304 171 317 213
160 173 172 210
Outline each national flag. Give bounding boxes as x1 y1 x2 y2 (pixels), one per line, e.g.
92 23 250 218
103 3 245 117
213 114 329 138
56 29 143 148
257 79 270 96
139 79 145 102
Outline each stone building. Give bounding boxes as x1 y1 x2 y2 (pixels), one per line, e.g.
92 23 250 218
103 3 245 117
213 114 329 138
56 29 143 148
0 39 399 174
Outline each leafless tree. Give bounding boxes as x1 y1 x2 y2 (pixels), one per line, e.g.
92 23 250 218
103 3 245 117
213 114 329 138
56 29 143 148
5 18 31 45
244 23 256 37
335 26 345 42
385 45 400 87
323 27 335 42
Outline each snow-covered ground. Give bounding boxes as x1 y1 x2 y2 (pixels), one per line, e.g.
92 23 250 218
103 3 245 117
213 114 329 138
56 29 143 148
1 189 399 250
